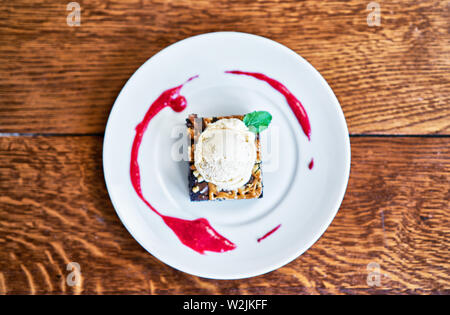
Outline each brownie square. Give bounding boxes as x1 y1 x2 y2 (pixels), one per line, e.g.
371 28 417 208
186 114 263 201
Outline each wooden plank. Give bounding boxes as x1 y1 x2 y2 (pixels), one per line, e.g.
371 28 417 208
0 0 448 134
0 135 448 294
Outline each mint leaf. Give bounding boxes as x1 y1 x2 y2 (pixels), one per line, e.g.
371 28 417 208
243 111 272 133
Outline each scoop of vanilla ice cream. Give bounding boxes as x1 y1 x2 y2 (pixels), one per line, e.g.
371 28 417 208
194 118 256 191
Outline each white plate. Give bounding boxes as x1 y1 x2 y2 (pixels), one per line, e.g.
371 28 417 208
103 32 350 279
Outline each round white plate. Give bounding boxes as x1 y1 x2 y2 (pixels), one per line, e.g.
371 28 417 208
103 32 350 279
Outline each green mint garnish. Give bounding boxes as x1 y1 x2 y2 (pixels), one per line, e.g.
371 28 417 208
243 111 272 133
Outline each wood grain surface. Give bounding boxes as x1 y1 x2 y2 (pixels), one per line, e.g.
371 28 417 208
0 136 448 294
0 0 449 134
0 0 449 295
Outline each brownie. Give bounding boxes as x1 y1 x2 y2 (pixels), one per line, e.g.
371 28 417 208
186 114 263 201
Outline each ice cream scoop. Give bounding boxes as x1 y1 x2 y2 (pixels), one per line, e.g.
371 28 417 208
194 118 256 191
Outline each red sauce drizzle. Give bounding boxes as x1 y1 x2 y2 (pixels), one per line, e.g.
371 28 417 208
130 70 312 253
308 158 314 170
129 76 236 254
225 70 311 140
226 70 312 242
257 224 282 243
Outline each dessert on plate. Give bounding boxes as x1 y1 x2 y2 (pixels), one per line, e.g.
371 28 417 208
186 111 271 201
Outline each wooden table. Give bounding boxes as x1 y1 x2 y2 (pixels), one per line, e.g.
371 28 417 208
0 0 448 295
